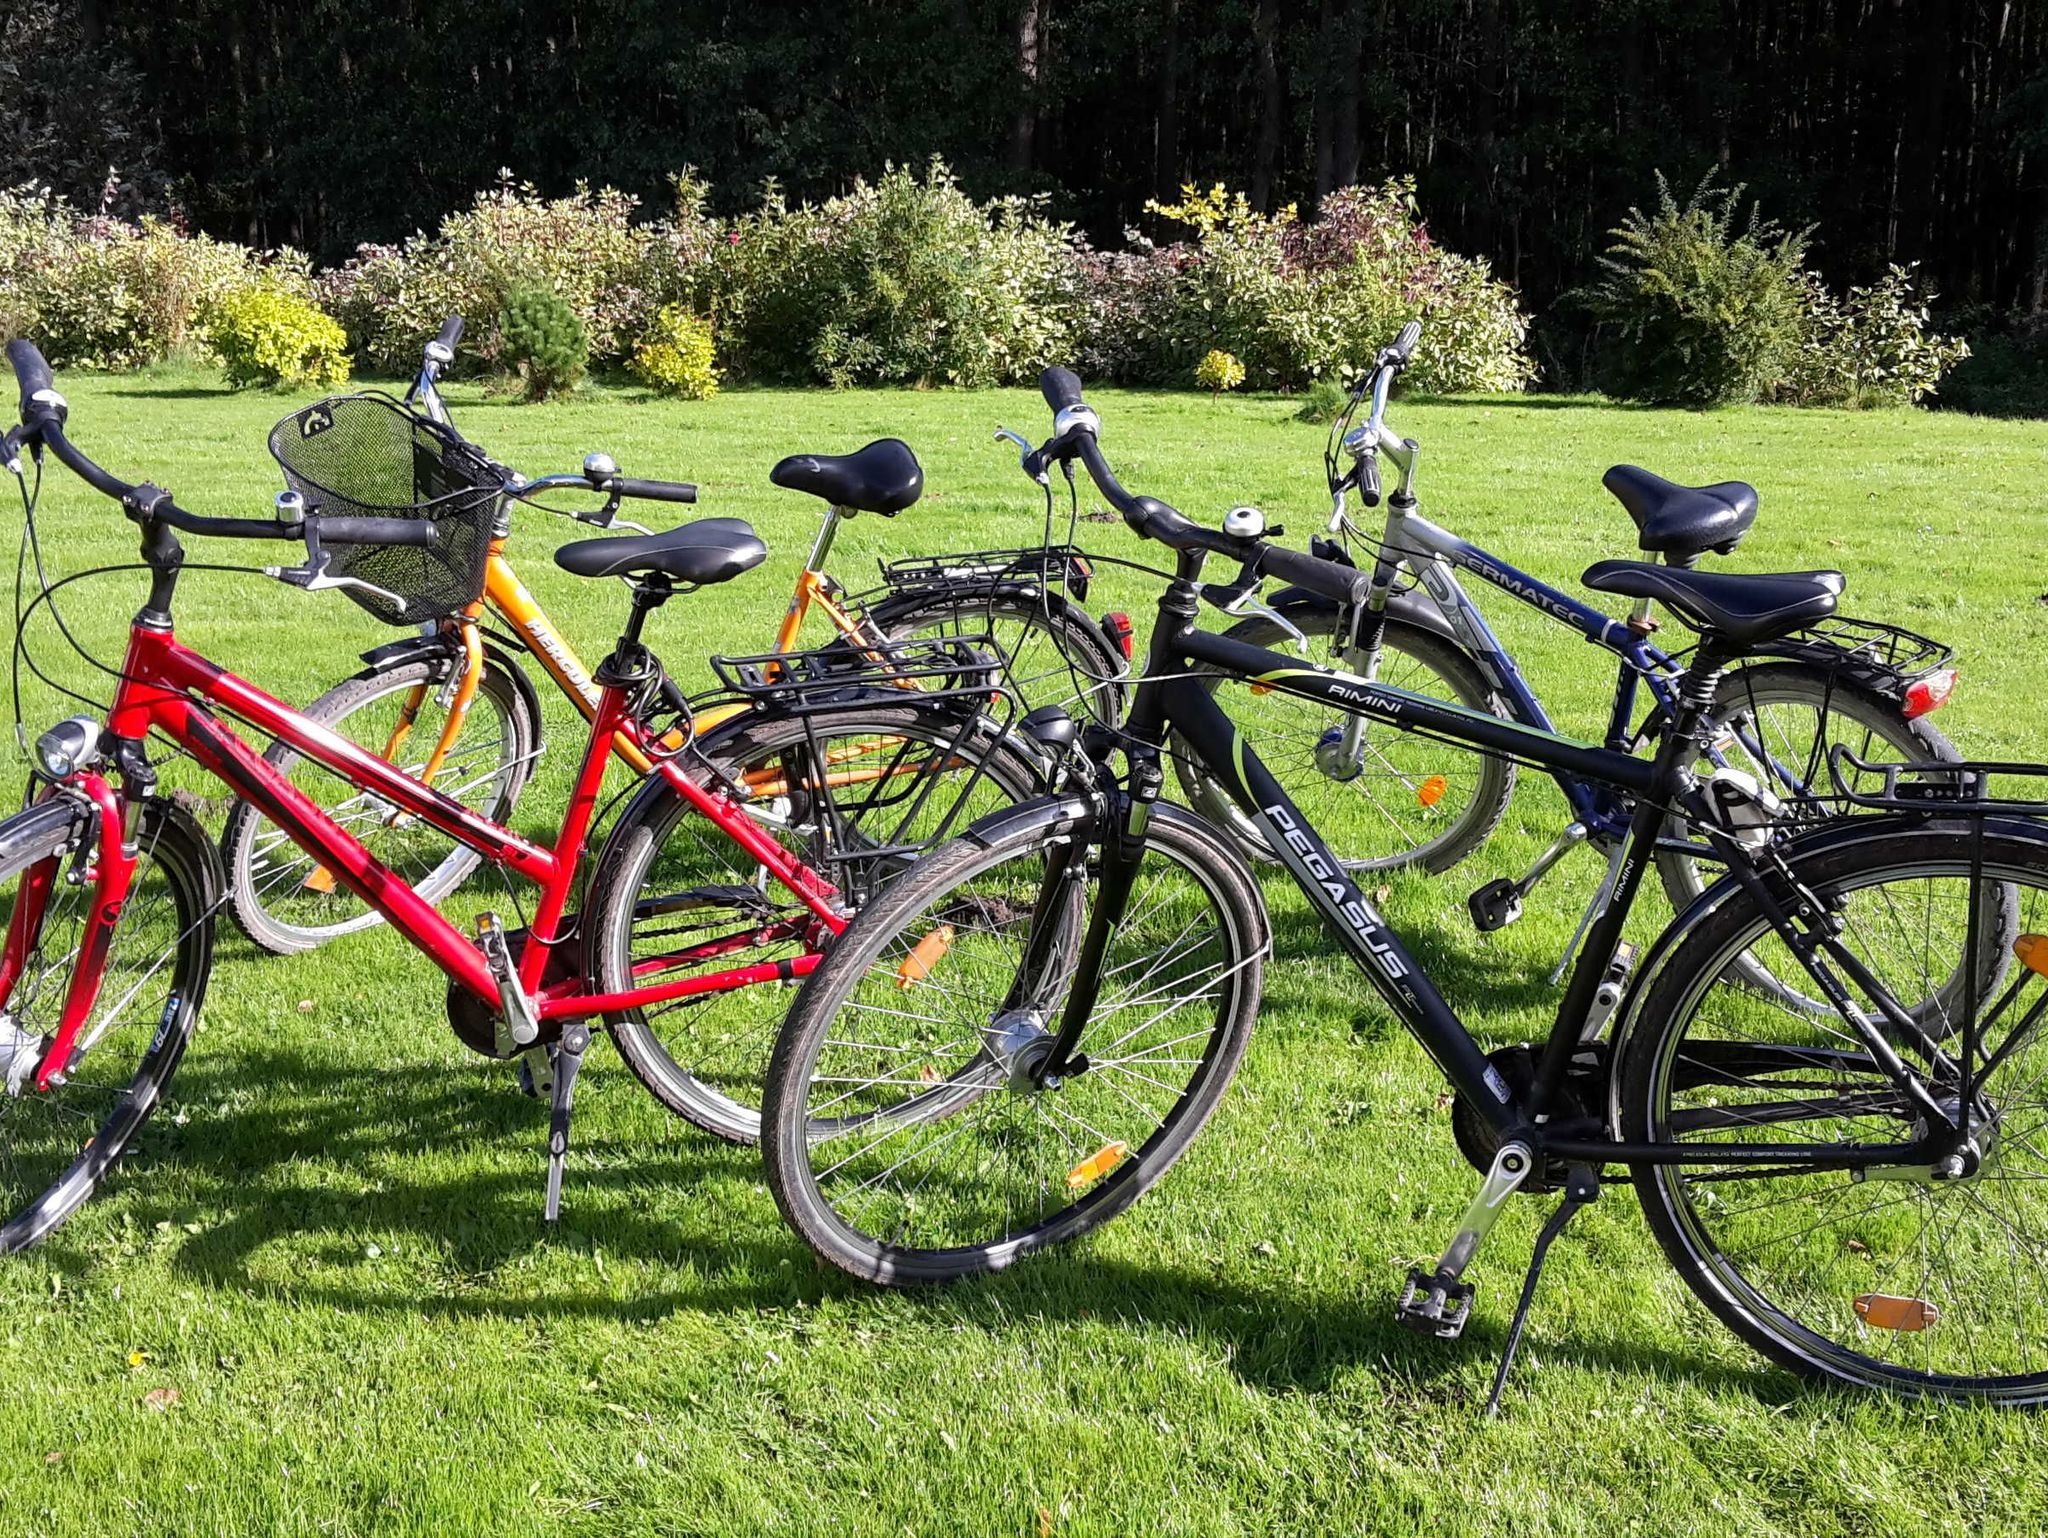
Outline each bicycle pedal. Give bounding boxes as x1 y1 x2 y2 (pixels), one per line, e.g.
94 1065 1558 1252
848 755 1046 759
1468 878 1523 933
1397 1266 1475 1339
518 1044 556 1099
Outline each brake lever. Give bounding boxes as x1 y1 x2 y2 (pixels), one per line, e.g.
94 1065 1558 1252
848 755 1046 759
263 551 407 614
994 427 1048 486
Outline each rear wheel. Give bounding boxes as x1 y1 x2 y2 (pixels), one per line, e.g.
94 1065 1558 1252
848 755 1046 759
590 700 1046 1144
0 797 216 1252
219 649 535 955
869 588 1127 726
763 800 1266 1284
1177 608 1516 874
1623 823 2048 1401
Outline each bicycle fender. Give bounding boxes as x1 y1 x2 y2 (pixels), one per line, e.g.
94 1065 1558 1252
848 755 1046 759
353 631 545 755
1262 584 1463 650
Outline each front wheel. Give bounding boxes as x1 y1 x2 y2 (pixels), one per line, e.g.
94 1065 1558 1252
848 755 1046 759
1176 607 1517 874
1621 821 2048 1401
763 799 1267 1284
0 796 216 1252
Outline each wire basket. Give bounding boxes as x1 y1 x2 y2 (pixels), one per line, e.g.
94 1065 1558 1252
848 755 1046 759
268 393 506 625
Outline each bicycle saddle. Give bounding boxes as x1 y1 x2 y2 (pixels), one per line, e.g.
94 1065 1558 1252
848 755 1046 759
553 517 767 586
1582 560 1841 647
1602 465 1758 560
770 439 924 515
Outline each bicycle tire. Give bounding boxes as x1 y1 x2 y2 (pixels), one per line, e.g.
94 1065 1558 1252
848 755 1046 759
763 798 1267 1284
1620 818 2048 1401
866 586 1128 726
0 796 216 1252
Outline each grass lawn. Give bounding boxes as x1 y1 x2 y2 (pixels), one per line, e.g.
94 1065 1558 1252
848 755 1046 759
2 367 2046 1536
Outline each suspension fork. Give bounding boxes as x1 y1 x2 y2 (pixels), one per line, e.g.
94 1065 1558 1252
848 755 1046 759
36 774 138 1091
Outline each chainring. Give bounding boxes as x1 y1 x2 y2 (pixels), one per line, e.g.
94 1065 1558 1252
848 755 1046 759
1450 1043 1609 1192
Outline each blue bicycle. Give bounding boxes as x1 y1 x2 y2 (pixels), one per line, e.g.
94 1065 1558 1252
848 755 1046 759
1179 324 1960 980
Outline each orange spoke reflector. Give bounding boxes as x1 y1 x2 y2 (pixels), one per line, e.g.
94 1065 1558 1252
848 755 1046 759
301 866 339 895
1416 775 1448 808
1066 1141 1130 1190
2016 933 2048 979
896 924 955 989
1854 1293 1940 1332
1249 682 1274 696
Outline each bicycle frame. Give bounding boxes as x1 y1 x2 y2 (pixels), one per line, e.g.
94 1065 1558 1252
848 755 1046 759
1046 564 1959 1171
17 611 849 1093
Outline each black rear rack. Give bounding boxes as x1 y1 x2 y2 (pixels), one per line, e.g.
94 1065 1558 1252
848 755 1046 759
709 634 1011 714
1826 745 2048 814
1789 615 1954 680
878 544 1095 599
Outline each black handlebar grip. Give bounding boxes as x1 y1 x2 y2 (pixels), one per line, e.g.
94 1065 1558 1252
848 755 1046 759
1040 366 1085 413
319 516 442 548
1258 543 1373 608
610 477 697 505
435 316 465 350
1357 453 1383 507
1392 321 1422 364
7 339 54 416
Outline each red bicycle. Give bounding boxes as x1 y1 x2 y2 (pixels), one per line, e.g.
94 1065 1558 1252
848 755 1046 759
0 340 1041 1249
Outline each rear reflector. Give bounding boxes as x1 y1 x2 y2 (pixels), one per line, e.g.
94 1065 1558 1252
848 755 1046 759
1902 668 1957 720
1101 612 1134 661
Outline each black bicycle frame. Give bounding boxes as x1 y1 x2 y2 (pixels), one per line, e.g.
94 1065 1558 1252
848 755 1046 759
1047 565 1959 1170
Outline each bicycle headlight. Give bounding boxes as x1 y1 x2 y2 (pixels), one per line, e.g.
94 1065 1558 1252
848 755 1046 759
32 716 102 782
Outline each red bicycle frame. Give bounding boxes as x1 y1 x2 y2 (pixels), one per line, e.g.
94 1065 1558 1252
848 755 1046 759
18 612 849 1091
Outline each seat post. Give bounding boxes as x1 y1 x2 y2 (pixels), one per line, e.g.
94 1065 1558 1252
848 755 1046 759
805 506 848 574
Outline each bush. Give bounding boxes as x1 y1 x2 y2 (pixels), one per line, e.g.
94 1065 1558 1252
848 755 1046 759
1776 266 1969 408
629 304 720 399
716 161 1087 387
320 174 704 375
1938 307 2048 417
1582 171 1812 408
0 187 257 369
496 285 587 400
1195 349 1245 393
206 281 351 389
1081 180 1534 393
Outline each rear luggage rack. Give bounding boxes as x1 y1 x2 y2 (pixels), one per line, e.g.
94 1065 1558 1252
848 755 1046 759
1826 746 2048 814
710 634 1013 714
878 544 1095 601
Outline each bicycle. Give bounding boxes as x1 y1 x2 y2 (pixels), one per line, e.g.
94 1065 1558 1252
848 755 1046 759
219 318 1126 964
762 366 2048 1406
1174 323 1959 987
0 338 1044 1248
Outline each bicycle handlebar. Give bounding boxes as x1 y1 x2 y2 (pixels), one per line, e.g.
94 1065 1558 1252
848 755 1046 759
435 315 465 352
6 337 435 548
1030 366 1371 608
604 476 697 505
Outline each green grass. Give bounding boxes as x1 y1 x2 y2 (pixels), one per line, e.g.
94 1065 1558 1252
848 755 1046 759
3 368 2047 1536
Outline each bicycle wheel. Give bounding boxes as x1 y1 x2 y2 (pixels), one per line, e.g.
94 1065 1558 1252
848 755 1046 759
219 650 536 955
763 799 1266 1284
589 699 1047 1144
0 797 216 1251
868 588 1127 726
1657 664 1958 1009
1177 608 1516 873
1621 820 2048 1402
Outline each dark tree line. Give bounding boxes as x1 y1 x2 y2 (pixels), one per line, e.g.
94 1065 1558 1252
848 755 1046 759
7 0 2045 321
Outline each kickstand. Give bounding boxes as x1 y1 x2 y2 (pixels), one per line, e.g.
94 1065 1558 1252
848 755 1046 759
544 1022 591 1225
1484 1164 1599 1416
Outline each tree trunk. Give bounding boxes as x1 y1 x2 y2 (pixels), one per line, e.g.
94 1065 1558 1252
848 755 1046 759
1155 0 1181 199
1251 0 1283 210
1009 0 1043 174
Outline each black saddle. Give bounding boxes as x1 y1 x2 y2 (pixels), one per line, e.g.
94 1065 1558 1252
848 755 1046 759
1603 465 1758 560
554 517 767 586
770 439 923 515
1583 560 1842 647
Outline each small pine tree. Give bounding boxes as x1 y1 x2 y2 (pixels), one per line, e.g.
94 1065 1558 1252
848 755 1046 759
496 285 587 401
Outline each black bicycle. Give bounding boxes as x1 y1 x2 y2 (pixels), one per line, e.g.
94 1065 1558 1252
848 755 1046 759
762 367 2048 1406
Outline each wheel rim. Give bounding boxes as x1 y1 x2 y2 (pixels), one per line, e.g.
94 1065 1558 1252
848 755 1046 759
1642 851 2048 1398
236 668 524 944
884 597 1122 725
786 825 1256 1271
